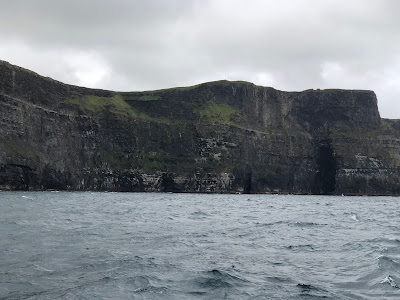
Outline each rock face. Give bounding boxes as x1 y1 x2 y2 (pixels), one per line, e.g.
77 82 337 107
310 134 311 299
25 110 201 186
1 60 400 195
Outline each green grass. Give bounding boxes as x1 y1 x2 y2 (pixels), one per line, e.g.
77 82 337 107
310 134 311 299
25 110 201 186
119 93 161 101
67 94 171 123
331 120 398 140
67 95 137 118
141 152 167 173
99 149 132 168
195 101 238 125
138 95 161 101
374 120 398 136
118 83 203 101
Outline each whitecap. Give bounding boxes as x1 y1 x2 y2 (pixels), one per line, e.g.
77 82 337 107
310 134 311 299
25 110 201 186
33 264 54 272
350 214 359 222
380 275 399 288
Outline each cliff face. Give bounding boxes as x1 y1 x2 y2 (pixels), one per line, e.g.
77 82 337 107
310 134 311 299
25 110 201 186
1 60 400 195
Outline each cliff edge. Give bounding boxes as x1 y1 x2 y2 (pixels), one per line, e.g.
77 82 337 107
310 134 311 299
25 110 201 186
1 60 399 195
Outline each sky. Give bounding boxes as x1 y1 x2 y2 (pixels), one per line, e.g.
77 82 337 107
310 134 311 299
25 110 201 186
0 0 399 118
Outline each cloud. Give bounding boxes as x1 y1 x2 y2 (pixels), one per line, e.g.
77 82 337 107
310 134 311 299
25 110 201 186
63 52 110 88
0 0 399 117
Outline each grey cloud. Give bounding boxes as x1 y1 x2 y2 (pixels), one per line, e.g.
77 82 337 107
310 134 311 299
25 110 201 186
0 0 399 117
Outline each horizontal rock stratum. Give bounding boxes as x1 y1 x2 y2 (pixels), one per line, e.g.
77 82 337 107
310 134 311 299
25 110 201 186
1 60 400 195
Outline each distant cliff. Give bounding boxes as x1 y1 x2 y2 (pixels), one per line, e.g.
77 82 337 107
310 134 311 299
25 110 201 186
1 60 400 195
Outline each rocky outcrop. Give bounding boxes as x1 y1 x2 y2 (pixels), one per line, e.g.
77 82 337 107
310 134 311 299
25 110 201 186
1 60 399 194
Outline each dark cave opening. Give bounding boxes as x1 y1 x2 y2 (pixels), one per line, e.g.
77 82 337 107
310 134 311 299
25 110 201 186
315 140 337 194
244 172 252 194
161 173 176 192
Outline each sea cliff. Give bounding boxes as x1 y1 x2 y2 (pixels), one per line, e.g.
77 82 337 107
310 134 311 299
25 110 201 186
1 60 400 194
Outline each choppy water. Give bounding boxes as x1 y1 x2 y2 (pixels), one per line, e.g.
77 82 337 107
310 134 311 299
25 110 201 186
1 192 400 299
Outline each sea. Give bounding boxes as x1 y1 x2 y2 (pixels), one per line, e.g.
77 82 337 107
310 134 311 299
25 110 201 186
0 192 399 299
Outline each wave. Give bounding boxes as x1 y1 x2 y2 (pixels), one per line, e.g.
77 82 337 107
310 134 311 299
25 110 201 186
189 210 212 219
199 269 249 287
126 274 171 297
255 220 328 228
187 268 250 297
297 283 332 299
265 275 294 284
33 264 54 273
344 212 360 222
134 285 169 295
286 244 315 251
293 221 328 227
350 214 359 222
255 221 286 227
0 219 18 225
380 275 399 289
377 255 400 271
297 283 327 292
365 237 400 245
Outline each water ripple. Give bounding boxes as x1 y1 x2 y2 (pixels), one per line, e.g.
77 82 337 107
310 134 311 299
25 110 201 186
1 192 400 299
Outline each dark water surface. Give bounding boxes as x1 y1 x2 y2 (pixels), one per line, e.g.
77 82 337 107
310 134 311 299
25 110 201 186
1 192 400 299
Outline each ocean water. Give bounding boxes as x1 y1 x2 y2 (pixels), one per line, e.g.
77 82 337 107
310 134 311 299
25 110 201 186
0 192 399 299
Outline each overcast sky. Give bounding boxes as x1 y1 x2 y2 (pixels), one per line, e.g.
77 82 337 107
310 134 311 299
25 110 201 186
0 0 399 118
